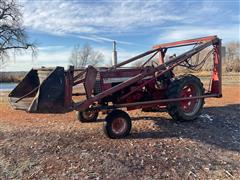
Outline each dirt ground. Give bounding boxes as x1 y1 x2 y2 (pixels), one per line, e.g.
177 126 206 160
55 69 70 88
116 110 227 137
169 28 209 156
0 84 239 179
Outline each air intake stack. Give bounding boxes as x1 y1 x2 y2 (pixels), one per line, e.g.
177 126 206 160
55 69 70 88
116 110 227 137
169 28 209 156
112 41 117 66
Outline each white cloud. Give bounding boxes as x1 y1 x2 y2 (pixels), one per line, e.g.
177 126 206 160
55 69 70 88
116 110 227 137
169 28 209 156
21 1 239 45
75 35 135 45
22 1 183 36
157 25 240 44
38 45 65 51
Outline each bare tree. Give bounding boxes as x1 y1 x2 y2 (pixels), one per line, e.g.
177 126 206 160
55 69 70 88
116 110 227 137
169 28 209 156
226 42 240 61
0 0 35 68
69 43 104 67
69 44 81 67
225 41 240 72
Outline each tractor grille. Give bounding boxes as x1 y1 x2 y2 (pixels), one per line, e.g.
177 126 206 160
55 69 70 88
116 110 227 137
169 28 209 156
94 80 101 95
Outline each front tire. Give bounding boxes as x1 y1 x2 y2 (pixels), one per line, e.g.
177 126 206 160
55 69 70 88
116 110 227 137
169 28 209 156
167 75 204 121
104 110 132 139
76 110 98 123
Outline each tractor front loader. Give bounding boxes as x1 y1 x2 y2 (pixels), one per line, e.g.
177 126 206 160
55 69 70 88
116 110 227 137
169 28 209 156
9 36 222 138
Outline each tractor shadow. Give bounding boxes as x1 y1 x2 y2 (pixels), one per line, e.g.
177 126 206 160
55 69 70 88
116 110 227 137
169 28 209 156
129 104 240 152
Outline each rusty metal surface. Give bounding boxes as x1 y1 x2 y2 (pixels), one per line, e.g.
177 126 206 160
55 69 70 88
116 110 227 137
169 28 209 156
29 67 66 113
9 69 39 111
83 66 98 98
86 94 220 111
64 66 74 108
153 35 217 49
9 67 71 113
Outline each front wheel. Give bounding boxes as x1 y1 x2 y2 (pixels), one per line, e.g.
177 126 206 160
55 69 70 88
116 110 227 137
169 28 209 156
104 110 132 139
76 110 98 123
167 75 204 121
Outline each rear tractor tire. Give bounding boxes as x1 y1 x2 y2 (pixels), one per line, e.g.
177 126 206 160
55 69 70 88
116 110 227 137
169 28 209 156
167 75 204 121
104 109 132 139
76 110 98 123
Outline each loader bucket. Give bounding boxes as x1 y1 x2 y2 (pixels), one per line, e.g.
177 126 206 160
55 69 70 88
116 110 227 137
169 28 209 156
9 67 69 113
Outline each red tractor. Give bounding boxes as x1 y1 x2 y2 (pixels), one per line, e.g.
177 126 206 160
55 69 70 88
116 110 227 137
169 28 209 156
9 36 222 138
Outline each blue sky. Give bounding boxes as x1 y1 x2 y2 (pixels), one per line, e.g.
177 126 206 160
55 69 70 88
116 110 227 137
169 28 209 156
2 0 240 71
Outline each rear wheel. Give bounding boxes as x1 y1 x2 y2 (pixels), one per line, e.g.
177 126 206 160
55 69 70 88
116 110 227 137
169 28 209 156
76 110 98 123
104 110 132 139
167 75 204 121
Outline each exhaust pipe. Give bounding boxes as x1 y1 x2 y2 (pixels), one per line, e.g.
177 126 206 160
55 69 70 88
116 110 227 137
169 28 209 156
112 41 117 66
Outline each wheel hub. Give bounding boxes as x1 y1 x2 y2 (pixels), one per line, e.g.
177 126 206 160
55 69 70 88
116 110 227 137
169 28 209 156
82 110 95 119
180 84 199 113
111 117 127 135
